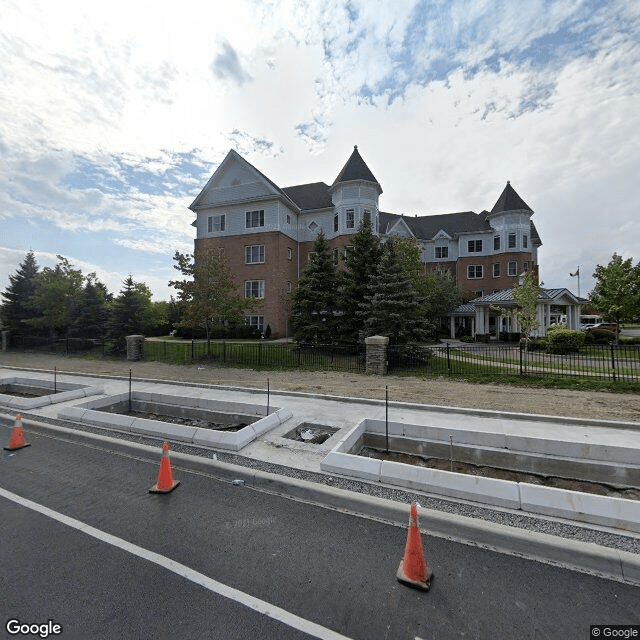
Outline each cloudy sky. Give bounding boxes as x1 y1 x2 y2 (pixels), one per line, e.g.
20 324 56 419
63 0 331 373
1 0 638 302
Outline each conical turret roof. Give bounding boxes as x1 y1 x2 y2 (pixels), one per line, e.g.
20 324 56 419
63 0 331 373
490 181 532 214
332 145 381 189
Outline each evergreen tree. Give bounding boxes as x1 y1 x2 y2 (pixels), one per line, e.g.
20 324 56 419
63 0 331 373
338 219 382 343
76 273 112 340
360 241 434 344
1 251 40 337
106 276 154 353
290 229 339 343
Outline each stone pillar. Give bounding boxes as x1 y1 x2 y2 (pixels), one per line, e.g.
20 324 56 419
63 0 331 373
1 331 8 352
126 335 144 361
365 335 389 375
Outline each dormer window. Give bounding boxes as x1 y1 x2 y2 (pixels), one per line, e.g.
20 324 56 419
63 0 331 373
435 246 448 259
468 240 482 253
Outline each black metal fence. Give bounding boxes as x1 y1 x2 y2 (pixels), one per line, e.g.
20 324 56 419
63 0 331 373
388 342 640 382
5 335 105 356
6 335 640 382
143 340 366 372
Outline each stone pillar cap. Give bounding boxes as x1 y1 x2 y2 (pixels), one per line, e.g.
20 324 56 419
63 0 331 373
364 335 389 344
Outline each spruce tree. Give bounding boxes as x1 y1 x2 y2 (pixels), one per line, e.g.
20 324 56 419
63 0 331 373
106 276 153 353
360 241 433 344
1 251 40 337
338 218 382 344
290 229 339 343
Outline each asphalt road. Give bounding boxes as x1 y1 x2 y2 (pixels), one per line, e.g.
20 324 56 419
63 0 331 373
1 426 639 640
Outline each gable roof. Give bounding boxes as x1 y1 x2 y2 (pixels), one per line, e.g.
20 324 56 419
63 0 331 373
189 149 300 212
332 145 381 189
491 181 532 213
282 182 333 211
467 287 585 307
380 210 491 239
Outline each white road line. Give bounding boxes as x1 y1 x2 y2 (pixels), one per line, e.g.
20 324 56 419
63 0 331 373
0 487 354 640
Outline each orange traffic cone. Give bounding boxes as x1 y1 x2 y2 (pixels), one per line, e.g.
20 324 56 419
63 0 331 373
4 415 30 451
397 502 432 591
149 441 180 493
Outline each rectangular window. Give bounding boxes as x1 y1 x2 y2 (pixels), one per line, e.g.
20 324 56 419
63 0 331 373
468 240 482 252
245 245 265 264
333 248 339 265
467 265 483 279
523 262 529 272
363 209 371 224
287 247 292 260
508 233 516 248
508 261 517 276
245 315 264 333
287 281 292 293
334 214 339 232
308 251 316 263
523 234 528 248
286 214 291 225
244 280 265 299
346 209 355 229
435 246 448 259
245 210 265 228
494 235 500 251
344 245 354 259
474 290 484 298
208 214 225 233
492 263 500 277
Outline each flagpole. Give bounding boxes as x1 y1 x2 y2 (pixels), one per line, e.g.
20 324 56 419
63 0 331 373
570 266 581 298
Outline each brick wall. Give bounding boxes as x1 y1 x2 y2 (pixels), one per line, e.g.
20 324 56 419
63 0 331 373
196 232 298 338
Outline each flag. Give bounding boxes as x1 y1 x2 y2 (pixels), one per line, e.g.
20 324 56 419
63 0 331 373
569 268 580 277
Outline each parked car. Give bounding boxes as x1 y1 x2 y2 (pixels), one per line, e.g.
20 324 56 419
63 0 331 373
584 323 620 334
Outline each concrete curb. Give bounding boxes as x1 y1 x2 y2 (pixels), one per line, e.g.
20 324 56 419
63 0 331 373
6 413 640 587
3 365 640 432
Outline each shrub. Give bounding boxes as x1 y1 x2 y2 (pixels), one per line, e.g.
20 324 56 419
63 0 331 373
527 337 548 351
460 335 475 343
585 329 616 345
546 328 585 354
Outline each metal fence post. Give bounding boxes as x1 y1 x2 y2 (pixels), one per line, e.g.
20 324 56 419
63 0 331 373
611 344 617 381
223 341 226 363
446 343 451 374
519 342 523 376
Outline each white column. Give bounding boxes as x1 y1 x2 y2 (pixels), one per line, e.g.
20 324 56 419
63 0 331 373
450 317 456 339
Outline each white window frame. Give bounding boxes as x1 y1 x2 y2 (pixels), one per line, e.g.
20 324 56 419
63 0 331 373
467 265 483 279
494 235 500 251
245 210 265 228
508 261 517 276
523 234 528 248
508 233 516 249
287 281 292 293
346 209 355 229
363 208 371 224
245 245 265 264
523 262 529 272
468 239 482 253
334 214 339 232
435 246 448 259
245 315 264 333
208 214 225 233
287 247 292 260
244 280 265 299
492 263 500 277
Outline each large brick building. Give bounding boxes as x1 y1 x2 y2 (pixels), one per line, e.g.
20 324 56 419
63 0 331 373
189 146 541 337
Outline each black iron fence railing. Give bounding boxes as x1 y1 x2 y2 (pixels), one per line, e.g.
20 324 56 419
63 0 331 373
6 337 640 382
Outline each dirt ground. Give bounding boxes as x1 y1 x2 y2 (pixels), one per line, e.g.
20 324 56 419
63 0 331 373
2 351 640 423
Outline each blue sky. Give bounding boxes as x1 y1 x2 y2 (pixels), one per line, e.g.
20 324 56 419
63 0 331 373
1 0 639 301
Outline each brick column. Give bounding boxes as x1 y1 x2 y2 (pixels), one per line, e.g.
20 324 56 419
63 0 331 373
365 335 389 375
126 335 144 361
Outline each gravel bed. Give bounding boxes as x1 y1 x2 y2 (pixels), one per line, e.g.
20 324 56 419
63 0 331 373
5 406 639 556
